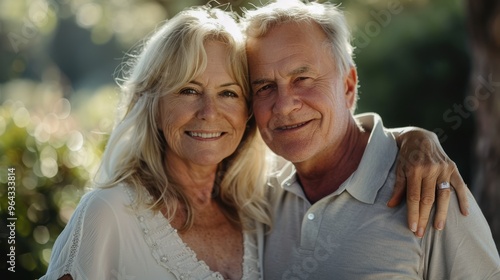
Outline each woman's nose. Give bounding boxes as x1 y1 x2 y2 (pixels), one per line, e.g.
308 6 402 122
196 95 219 120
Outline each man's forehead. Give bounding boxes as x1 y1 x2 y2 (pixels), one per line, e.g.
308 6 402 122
246 23 328 62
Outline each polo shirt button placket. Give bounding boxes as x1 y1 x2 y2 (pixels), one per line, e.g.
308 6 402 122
301 211 319 250
307 213 315 220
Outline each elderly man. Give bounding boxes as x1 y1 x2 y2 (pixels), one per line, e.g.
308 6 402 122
244 1 500 279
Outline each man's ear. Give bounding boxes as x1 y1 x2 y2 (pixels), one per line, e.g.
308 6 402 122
344 66 358 109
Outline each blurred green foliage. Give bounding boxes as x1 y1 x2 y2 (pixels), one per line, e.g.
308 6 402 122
0 0 475 278
0 81 115 277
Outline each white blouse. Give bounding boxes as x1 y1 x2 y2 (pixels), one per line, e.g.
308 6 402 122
39 184 263 280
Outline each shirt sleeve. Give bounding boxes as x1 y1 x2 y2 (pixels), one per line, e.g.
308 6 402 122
39 190 123 280
423 189 500 279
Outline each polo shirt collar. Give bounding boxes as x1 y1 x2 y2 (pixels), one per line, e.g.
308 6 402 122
272 161 304 198
347 113 398 204
271 113 398 204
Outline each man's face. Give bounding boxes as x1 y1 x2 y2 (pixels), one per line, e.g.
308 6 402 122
247 21 357 164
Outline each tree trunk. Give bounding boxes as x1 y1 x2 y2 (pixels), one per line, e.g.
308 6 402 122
467 0 500 251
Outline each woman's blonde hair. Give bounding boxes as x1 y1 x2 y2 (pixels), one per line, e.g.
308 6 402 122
96 6 270 231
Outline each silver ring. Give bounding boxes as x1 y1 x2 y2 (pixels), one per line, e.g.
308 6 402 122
437 182 451 190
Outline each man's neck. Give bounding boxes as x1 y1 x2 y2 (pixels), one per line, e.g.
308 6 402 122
295 122 370 204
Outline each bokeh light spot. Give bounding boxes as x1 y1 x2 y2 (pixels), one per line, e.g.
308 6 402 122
67 130 84 151
53 98 71 119
33 225 50 244
41 145 57 161
76 2 102 28
28 0 51 27
58 203 76 224
11 59 26 74
19 253 37 271
41 157 58 178
41 249 52 266
39 146 58 177
13 106 30 127
34 122 51 143
43 113 60 134
22 174 38 190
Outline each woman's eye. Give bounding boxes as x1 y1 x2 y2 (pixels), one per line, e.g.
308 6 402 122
221 91 238 98
179 88 198 95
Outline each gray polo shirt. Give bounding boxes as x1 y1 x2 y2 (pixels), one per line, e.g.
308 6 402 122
263 113 500 279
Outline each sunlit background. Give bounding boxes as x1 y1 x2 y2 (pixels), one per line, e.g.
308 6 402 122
0 0 481 278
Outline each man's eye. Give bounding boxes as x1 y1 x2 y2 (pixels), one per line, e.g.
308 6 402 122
255 84 275 96
179 88 198 95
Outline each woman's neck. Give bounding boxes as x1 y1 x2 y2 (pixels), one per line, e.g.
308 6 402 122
164 157 218 205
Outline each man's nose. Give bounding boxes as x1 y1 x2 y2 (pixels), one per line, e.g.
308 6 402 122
272 86 302 115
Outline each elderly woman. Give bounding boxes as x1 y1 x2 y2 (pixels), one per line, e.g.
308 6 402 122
40 5 466 280
41 7 268 280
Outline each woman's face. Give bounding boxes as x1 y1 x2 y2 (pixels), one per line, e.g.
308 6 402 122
158 41 248 168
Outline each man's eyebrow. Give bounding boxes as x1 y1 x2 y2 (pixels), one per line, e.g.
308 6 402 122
251 78 271 86
288 66 311 76
250 66 312 86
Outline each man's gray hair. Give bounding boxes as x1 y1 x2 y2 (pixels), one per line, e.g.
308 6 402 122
242 0 355 79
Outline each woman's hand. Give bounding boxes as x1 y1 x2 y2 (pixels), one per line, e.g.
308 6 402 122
388 127 470 238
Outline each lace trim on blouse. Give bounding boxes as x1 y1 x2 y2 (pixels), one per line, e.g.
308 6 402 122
123 185 261 280
62 190 97 275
